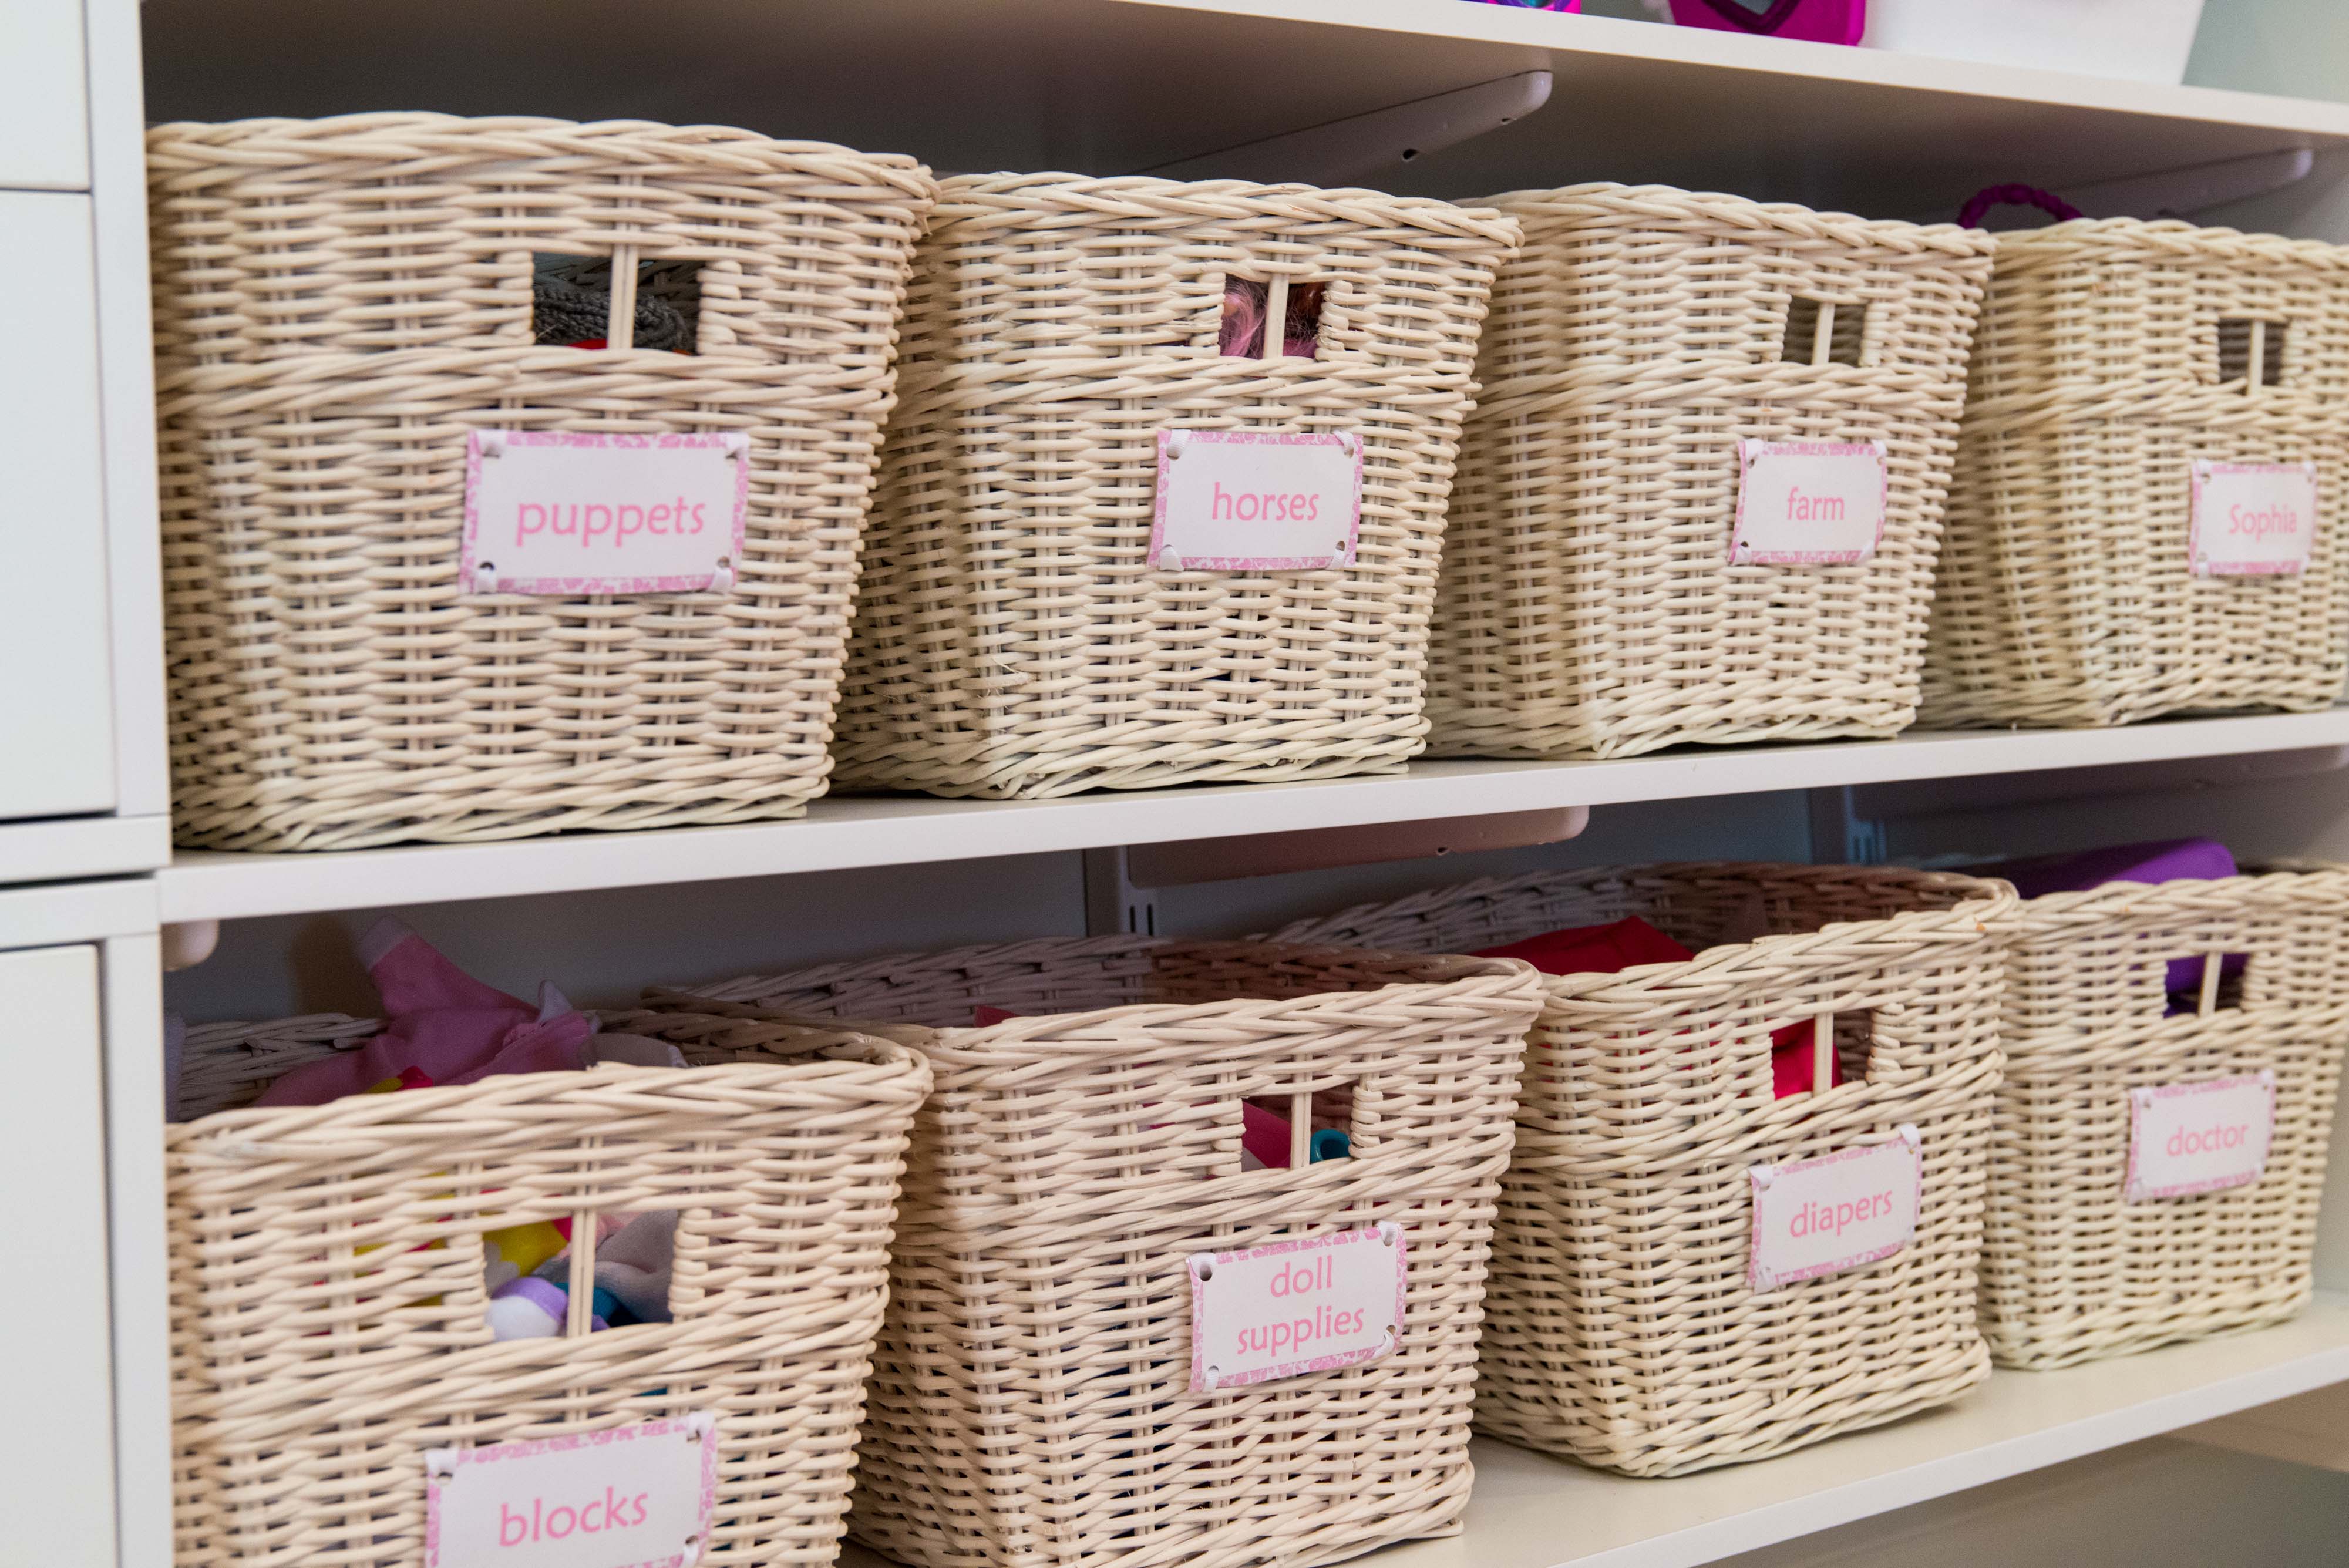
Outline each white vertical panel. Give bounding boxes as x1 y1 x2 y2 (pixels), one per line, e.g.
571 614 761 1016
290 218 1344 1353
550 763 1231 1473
0 0 90 190
102 931 168 1568
0 944 118 1568
0 191 116 820
83 0 169 822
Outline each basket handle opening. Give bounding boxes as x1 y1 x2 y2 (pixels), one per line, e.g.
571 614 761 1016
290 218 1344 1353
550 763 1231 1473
1783 1010 1875 1096
1219 274 1327 361
531 250 703 354
1781 295 1866 368
2219 318 2288 392
2178 950 2248 1015
1240 1082 1357 1170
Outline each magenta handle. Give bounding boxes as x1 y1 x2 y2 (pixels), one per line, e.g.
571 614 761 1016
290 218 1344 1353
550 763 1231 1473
1958 184 2084 230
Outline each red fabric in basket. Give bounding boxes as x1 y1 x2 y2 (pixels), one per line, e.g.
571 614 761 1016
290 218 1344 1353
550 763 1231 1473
1474 917 1838 1098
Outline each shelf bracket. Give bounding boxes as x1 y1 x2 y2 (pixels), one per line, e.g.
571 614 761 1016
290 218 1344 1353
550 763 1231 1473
1933 147 2319 226
1083 806 1591 936
2067 146 2316 221
1132 70 1552 187
1808 787 1887 867
1083 847 1159 938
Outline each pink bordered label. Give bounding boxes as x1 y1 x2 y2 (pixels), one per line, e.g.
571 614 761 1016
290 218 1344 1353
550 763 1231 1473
2190 459 2318 576
462 430 749 596
423 1412 718 1568
1748 1126 1922 1294
1149 428 1364 572
1729 438 1889 566
1187 1222 1405 1392
2126 1071 2277 1202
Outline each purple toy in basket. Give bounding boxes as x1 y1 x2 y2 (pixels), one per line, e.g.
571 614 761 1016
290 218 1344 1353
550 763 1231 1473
1979 839 2246 1001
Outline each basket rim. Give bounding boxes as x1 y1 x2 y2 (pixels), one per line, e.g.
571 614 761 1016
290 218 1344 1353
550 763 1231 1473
924 169 1520 243
1997 859 2349 931
656 937 1545 1058
1475 179 1997 257
1266 861 2017 1002
1981 215 2349 267
145 111 935 194
171 1008 931 1135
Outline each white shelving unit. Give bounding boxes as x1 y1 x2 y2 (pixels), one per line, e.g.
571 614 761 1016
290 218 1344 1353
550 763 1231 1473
18 2 2349 1566
159 711 2349 919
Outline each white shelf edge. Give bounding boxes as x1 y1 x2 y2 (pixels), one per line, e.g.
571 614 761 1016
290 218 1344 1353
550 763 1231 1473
154 711 2349 921
1105 0 2349 140
833 1300 2349 1568
0 813 171 889
1357 1294 2349 1568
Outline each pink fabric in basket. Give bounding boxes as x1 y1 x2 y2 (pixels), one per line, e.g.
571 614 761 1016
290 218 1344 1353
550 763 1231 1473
256 920 594 1106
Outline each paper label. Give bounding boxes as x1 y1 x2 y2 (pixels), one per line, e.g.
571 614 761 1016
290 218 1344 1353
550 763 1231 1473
1729 439 1889 565
425 1414 717 1568
1149 429 1364 571
1187 1222 1404 1392
2190 460 2318 576
1748 1127 1922 1293
2126 1072 2277 1202
462 430 749 595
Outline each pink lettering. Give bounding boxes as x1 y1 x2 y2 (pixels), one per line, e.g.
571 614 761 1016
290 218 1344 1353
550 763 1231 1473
2229 503 2300 540
2169 1122 2252 1157
616 504 645 543
1786 486 1846 524
515 503 547 544
1787 1190 1896 1240
499 1504 529 1548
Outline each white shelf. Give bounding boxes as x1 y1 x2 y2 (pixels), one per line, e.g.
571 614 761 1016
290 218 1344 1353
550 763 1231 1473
140 0 2349 219
837 1298 2349 1568
0 814 170 886
1392 1298 2349 1568
155 711 2349 921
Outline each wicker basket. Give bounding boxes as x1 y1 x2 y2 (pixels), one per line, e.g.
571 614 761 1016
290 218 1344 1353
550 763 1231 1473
1272 864 2017 1476
829 174 1522 799
660 937 1543 1568
1926 220 2349 726
1983 865 2349 1368
166 1008 930 1568
1426 184 1995 758
149 114 935 849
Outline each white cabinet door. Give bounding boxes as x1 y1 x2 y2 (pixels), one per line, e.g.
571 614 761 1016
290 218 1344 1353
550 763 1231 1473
0 193 116 819
0 944 118 1568
0 0 90 190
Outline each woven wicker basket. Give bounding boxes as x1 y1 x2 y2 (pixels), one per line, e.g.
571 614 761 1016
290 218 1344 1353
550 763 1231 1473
1426 184 1994 759
829 174 1522 799
1273 864 2017 1476
1926 220 2349 726
166 1008 930 1568
1983 864 2349 1369
149 114 935 849
660 937 1543 1568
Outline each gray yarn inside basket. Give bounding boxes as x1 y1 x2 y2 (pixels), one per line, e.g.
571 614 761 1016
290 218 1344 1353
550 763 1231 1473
532 255 697 352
